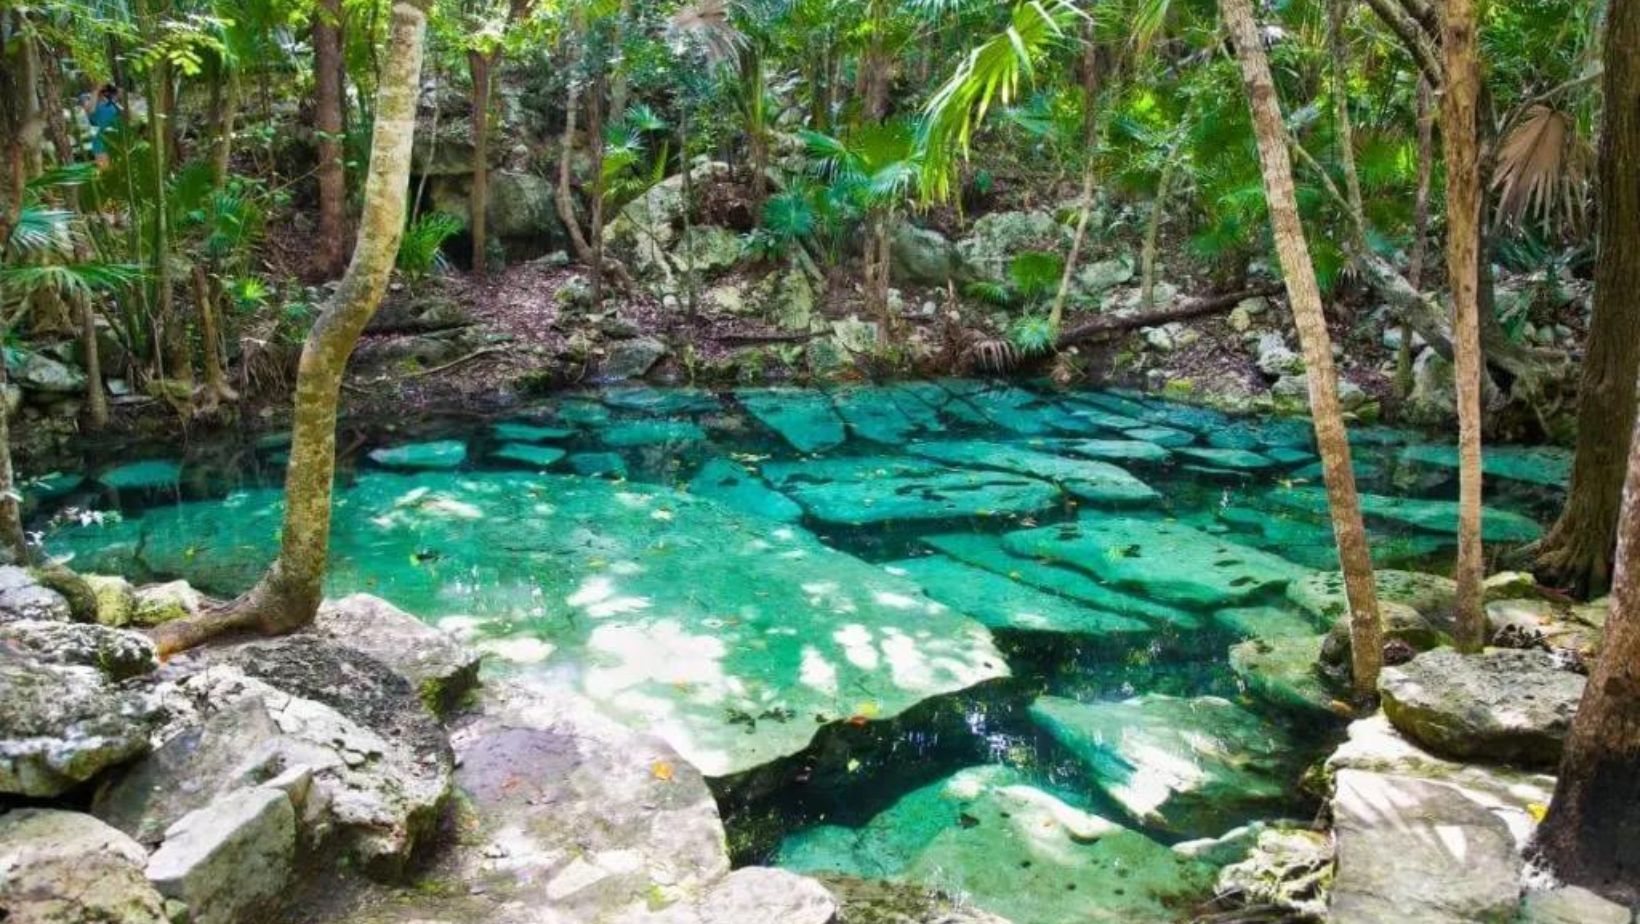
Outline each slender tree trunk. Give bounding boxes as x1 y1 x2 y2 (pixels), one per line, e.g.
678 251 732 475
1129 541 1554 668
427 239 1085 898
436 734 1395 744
314 0 349 278
139 27 192 407
1140 157 1175 310
1081 22 1100 149
152 0 431 655
588 73 607 309
39 49 73 165
1534 420 1640 904
555 79 597 268
0 346 24 565
1326 0 1366 235
1443 0 1486 651
192 265 236 412
79 291 108 429
467 48 493 276
208 62 239 188
1398 77 1434 397
0 33 29 564
17 24 42 180
1535 0 1640 597
1223 0 1383 702
1051 165 1097 331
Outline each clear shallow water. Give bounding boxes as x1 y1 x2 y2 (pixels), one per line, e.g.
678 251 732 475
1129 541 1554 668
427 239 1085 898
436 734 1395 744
27 382 1569 923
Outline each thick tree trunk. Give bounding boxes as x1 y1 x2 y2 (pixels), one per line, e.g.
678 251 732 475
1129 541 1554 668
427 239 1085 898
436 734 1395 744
1 36 31 564
467 48 493 277
1535 0 1640 597
1533 418 1640 904
1442 0 1486 651
1223 0 1384 702
314 0 349 279
152 0 430 655
0 355 24 565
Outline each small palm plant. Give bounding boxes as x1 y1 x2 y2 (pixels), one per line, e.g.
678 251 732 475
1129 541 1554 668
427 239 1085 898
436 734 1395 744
800 123 923 338
396 212 465 290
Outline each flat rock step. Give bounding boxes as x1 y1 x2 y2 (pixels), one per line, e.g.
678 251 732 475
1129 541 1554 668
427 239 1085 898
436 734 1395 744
735 388 847 453
907 440 1159 505
1264 486 1544 543
890 555 1153 638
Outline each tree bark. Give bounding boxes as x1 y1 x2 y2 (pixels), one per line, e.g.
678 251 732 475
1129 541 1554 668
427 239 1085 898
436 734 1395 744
1056 284 1282 348
1442 0 1486 651
152 0 431 655
79 290 108 429
1051 165 1097 331
1140 157 1175 310
467 48 493 276
1326 0 1365 230
207 60 239 188
555 79 597 268
588 72 607 309
1534 0 1640 597
1223 0 1384 702
1398 77 1435 397
1533 417 1640 904
1 33 32 563
191 265 236 413
314 0 349 279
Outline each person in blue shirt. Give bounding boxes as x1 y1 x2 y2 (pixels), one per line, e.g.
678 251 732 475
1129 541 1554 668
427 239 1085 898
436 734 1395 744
86 84 121 167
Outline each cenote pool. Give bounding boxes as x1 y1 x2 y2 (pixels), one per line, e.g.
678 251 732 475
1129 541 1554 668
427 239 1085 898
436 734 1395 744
24 382 1571 923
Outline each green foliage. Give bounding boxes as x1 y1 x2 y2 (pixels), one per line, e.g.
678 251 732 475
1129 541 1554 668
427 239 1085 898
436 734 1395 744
1008 251 1064 304
1007 313 1058 357
397 213 466 286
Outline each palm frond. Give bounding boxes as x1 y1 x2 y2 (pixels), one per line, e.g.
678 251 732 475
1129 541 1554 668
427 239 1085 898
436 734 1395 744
1492 104 1592 234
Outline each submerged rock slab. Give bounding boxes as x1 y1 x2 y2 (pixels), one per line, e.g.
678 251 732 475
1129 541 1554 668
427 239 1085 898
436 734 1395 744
599 419 708 447
1004 517 1310 607
782 469 1062 526
602 386 721 415
98 459 183 491
55 472 1008 779
1265 486 1544 543
907 441 1159 505
687 458 802 523
889 555 1152 638
735 388 848 453
1123 425 1195 448
1289 568 1456 625
956 387 1096 435
568 451 627 478
491 442 567 468
760 455 946 488
492 421 574 443
1379 648 1585 767
1173 447 1279 471
830 386 940 444
1029 694 1297 836
922 532 1202 630
368 440 468 470
1329 769 1523 924
1229 635 1337 717
1399 443 1573 488
777 764 1215 924
1051 437 1172 464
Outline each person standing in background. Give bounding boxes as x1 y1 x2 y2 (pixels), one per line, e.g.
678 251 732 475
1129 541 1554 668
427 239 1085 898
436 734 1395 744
86 84 121 168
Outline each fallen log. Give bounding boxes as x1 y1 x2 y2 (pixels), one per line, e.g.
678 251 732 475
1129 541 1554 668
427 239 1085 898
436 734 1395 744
1055 284 1284 350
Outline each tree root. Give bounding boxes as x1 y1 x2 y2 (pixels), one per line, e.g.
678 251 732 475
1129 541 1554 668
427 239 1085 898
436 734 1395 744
149 569 321 657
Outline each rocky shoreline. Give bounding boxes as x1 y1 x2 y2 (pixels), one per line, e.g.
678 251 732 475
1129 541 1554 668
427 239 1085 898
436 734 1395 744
2 560 1633 923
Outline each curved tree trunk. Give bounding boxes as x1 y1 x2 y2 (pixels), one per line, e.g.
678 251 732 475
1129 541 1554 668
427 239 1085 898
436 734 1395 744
314 0 349 279
1398 77 1434 397
467 48 493 277
1223 0 1384 702
555 80 596 268
1442 0 1487 651
152 0 431 655
1533 416 1640 904
1535 0 1640 597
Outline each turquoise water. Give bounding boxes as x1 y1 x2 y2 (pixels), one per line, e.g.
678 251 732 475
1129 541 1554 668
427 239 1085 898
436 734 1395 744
28 382 1568 922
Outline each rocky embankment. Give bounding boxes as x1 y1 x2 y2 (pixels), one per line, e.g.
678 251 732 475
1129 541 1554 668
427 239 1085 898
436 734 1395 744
0 569 995 924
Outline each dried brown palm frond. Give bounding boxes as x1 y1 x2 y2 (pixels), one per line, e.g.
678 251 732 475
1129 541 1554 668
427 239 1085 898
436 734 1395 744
967 338 1021 373
1492 104 1593 235
668 0 746 67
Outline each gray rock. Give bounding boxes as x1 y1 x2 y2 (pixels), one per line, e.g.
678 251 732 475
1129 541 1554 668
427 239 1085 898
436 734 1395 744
1076 255 1135 295
672 225 743 275
0 657 156 797
1407 347 1457 424
4 346 87 393
0 620 157 680
600 336 668 381
1519 886 1634 924
1329 769 1522 924
1272 372 1369 411
367 295 473 334
487 170 564 242
890 223 965 285
1254 333 1304 378
1213 827 1332 920
131 581 204 627
0 808 167 924
86 574 137 627
1379 648 1586 767
312 594 482 718
0 565 71 623
955 210 1069 281
145 786 297 924
693 867 836 924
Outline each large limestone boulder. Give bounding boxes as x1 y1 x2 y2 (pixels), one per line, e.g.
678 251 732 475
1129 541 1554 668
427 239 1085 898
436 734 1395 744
1329 769 1523 924
599 336 668 381
1519 886 1634 924
3 345 86 393
0 565 71 623
0 620 157 680
488 170 564 242
97 642 452 874
145 785 300 924
0 809 167 924
313 594 482 717
0 656 156 797
689 867 836 924
1407 347 1457 424
890 223 966 285
1379 648 1585 767
955 210 1070 282
603 162 733 276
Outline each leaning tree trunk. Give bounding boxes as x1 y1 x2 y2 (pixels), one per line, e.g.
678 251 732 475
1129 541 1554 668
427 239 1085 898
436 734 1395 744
554 79 598 270
314 0 349 279
467 48 493 277
1533 420 1640 904
1535 0 1640 597
151 0 431 655
1398 77 1435 397
1051 165 1097 331
1223 0 1384 702
1443 0 1487 651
